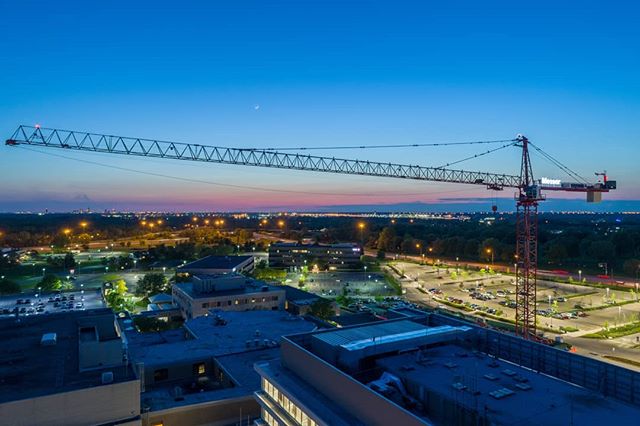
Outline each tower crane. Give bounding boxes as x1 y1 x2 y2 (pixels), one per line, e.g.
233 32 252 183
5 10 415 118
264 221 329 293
5 125 617 339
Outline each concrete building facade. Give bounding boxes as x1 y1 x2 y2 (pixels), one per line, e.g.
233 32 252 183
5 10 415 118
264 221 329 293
0 308 140 426
172 274 285 319
121 310 315 426
255 314 640 426
268 242 362 271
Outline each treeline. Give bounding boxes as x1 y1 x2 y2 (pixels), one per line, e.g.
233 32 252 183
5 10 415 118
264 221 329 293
371 217 640 276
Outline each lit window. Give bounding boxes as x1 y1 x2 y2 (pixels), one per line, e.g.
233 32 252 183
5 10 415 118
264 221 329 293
193 362 206 375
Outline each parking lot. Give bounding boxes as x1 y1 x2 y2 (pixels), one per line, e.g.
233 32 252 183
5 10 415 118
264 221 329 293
0 289 105 318
393 260 640 333
286 271 395 297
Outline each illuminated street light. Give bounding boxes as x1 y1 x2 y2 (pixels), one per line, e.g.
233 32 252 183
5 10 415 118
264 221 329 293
80 221 88 229
486 248 494 266
357 222 365 245
578 270 582 281
62 228 72 235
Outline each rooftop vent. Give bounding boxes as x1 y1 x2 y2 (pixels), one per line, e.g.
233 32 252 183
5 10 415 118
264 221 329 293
40 333 57 346
101 371 114 384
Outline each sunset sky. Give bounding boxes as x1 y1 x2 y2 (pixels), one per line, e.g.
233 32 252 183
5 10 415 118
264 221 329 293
1 1 639 212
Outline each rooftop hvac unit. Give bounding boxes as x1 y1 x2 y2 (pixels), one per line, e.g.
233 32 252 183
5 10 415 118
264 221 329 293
174 386 184 401
40 333 57 346
101 371 114 384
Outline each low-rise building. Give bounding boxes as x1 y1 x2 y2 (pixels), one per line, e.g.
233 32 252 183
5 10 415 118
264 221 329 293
172 274 285 319
0 308 140 426
255 314 640 426
281 285 338 317
178 255 255 275
268 242 362 270
123 310 315 426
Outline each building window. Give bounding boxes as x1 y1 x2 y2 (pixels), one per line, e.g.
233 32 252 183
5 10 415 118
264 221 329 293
262 377 317 426
202 302 209 308
193 362 206 376
153 368 169 382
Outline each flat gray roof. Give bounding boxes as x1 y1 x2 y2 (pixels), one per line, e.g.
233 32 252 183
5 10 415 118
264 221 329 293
142 348 281 412
312 320 427 348
0 308 136 403
377 344 640 425
179 255 253 270
126 310 315 367
173 279 281 299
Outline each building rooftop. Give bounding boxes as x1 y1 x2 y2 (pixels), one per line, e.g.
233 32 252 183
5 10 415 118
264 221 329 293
174 276 281 299
142 348 282 412
148 293 173 304
126 310 315 368
179 255 253 271
281 285 321 303
0 308 136 403
312 320 428 348
377 344 640 425
270 242 360 248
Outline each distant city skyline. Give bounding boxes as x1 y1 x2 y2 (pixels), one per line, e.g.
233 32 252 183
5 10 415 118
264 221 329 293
1 1 639 211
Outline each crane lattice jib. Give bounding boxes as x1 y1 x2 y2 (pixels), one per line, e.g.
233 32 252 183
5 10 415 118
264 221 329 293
6 125 521 188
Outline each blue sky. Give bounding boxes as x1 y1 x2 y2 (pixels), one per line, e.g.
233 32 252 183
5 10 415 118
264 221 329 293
1 1 638 212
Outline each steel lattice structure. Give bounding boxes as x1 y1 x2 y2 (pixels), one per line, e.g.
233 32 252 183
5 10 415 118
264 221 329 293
5 125 616 340
6 125 521 188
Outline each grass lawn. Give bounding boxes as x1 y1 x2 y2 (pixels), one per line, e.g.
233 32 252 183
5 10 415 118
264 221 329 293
584 322 640 339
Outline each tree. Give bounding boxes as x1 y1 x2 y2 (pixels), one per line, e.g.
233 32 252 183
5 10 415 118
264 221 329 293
0 278 20 295
623 259 640 277
376 250 386 260
309 298 335 319
133 316 177 332
114 279 128 295
63 252 77 269
253 268 286 282
135 273 168 296
39 274 62 291
545 243 568 265
377 227 396 252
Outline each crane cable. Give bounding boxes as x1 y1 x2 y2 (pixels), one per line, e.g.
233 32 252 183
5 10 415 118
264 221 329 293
528 142 589 184
435 141 518 169
16 145 478 198
249 138 517 152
